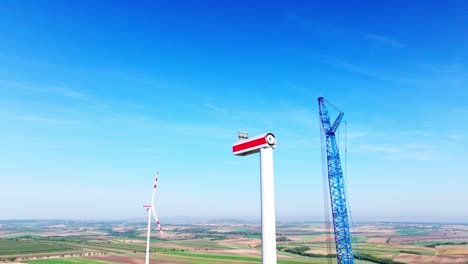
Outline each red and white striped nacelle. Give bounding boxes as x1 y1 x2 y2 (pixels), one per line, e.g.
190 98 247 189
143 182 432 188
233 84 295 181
232 132 277 156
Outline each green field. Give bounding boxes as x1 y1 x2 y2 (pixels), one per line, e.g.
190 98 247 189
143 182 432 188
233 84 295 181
27 258 111 264
160 238 240 249
153 251 378 264
0 239 78 256
358 243 435 257
396 229 432 236
246 234 262 238
1 221 467 264
158 251 331 264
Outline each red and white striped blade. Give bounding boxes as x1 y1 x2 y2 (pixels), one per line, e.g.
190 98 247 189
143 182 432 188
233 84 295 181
154 171 159 190
152 207 163 235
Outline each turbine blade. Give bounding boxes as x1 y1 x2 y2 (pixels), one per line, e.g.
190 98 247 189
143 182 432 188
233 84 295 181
152 208 163 235
151 171 159 206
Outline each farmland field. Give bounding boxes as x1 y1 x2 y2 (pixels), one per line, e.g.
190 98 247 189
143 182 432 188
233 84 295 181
28 258 110 264
396 229 432 236
0 220 467 263
0 239 78 256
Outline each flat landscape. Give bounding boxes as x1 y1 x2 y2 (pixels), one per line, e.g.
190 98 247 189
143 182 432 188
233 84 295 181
0 220 467 264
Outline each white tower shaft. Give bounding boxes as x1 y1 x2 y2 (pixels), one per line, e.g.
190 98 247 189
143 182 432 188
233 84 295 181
233 132 277 264
145 209 152 264
260 147 277 264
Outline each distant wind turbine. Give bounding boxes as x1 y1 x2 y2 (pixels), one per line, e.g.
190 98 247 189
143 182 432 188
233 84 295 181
142 171 163 264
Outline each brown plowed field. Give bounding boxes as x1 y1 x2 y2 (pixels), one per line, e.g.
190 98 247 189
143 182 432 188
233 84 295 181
88 255 171 264
394 253 468 264
367 237 389 243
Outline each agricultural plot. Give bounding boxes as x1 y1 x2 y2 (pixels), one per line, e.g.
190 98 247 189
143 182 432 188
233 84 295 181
1 221 468 263
28 258 111 264
396 229 432 236
89 251 340 264
156 238 240 249
0 239 79 257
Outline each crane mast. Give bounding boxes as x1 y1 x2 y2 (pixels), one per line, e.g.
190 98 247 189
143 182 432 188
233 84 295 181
318 97 355 264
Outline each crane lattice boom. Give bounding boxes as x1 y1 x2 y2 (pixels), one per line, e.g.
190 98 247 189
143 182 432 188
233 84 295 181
318 97 355 264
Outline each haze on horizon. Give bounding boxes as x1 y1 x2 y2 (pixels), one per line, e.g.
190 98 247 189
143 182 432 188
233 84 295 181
0 1 467 223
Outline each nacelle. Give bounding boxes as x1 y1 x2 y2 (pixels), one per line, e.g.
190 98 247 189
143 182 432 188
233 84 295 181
233 132 276 156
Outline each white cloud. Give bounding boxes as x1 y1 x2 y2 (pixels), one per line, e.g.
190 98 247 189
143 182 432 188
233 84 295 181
363 33 403 48
15 115 81 126
288 14 402 48
446 134 464 141
319 56 423 86
358 144 401 154
203 103 226 114
0 80 85 99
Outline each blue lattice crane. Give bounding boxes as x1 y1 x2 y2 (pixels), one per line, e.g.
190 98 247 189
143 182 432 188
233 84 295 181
318 97 355 264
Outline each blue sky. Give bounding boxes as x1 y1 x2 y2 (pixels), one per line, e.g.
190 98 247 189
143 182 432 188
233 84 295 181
0 1 467 222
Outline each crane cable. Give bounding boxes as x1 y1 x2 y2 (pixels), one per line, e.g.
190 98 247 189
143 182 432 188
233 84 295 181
343 121 362 264
319 114 333 264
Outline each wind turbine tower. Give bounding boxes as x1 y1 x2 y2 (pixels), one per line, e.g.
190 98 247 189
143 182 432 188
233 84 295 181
233 132 278 264
142 171 163 264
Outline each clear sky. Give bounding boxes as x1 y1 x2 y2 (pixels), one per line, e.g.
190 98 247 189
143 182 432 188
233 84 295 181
0 1 467 222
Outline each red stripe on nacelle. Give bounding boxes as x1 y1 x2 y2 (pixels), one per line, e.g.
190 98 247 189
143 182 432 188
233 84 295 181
233 137 266 153
143 205 152 208
154 184 157 188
